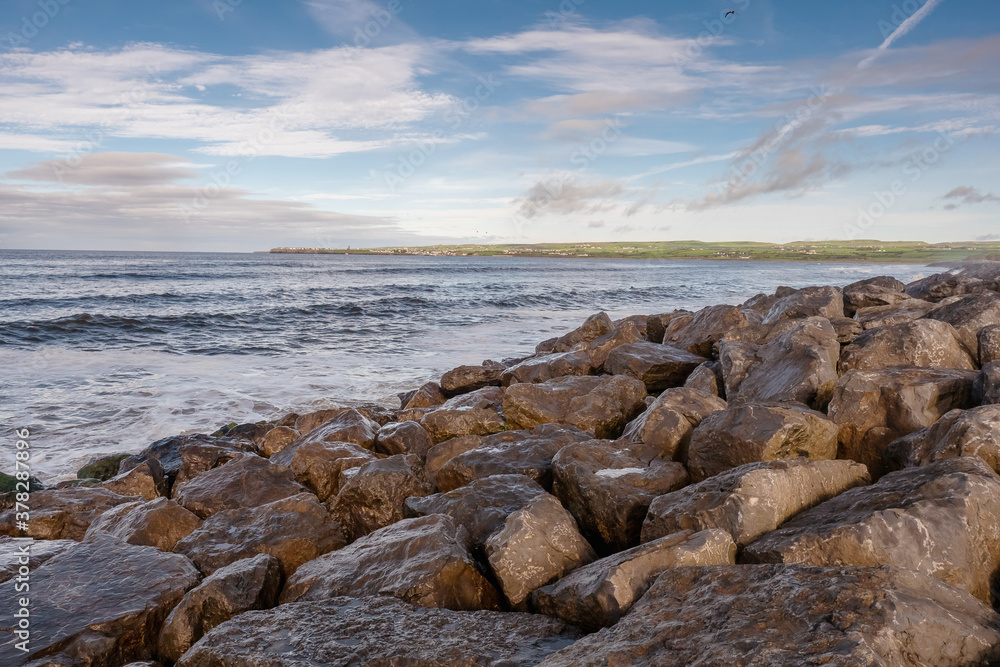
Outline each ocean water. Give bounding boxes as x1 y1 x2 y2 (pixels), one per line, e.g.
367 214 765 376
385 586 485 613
0 250 932 481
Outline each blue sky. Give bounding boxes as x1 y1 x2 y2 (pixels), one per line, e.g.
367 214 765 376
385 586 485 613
0 0 997 250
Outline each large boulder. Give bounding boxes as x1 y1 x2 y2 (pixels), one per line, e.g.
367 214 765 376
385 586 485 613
403 381 447 409
101 458 169 501
980 324 1000 365
0 536 74 583
581 320 645 370
906 271 985 302
175 493 345 576
118 434 256 489
420 405 506 443
502 375 647 439
175 595 580 667
620 387 727 461
530 529 736 631
661 304 751 357
829 366 979 478
925 291 1000 358
403 474 549 548
535 564 1000 667
743 457 1000 605
281 514 501 611
295 408 379 449
158 553 283 663
884 405 1000 474
171 441 248 496
0 487 136 540
328 454 434 541
604 342 706 392
979 361 1000 405
0 534 200 666
682 360 724 397
373 420 434 458
440 360 505 396
641 458 871 546
725 317 840 410
424 434 485 485
645 310 693 344
485 495 596 606
551 440 688 552
270 440 376 502
172 454 307 519
839 319 976 373
536 311 613 354
259 425 299 457
686 403 839 482
761 285 844 324
853 297 936 329
435 424 592 492
501 350 594 386
83 497 202 551
842 275 908 316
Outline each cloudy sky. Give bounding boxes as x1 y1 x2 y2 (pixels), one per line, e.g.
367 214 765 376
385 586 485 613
0 0 997 251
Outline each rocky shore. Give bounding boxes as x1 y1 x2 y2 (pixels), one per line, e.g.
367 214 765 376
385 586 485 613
4 263 1000 666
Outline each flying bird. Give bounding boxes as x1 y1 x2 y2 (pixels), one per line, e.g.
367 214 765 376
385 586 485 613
725 10 738 17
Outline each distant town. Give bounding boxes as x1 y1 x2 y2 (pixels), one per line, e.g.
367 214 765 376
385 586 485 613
268 240 1000 264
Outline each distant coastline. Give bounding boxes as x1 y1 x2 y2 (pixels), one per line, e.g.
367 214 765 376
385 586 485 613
267 240 1000 265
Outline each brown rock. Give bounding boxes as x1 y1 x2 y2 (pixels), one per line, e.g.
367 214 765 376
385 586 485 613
980 324 1000 364
435 423 592 492
485 495 596 606
839 318 975 373
906 271 985 302
620 387 726 461
830 316 863 344
403 474 549 548
501 350 594 386
884 405 1000 474
761 285 844 324
328 453 434 541
531 529 736 631
404 381 447 409
842 275 908 316
687 403 839 482
727 317 840 410
293 408 346 434
682 360 724 397
374 420 433 458
502 374 647 439
295 407 379 450
175 595 579 667
0 534 200 666
979 361 1000 405
101 458 169 501
172 454 307 519
157 553 283 663
854 297 936 329
282 514 500 611
926 291 1000 358
641 458 871 546
83 497 201 551
424 434 483 485
118 433 256 488
717 338 759 398
270 439 377 501
645 310 692 344
536 311 614 354
420 405 506 443
551 439 688 552
582 320 644 370
662 304 751 356
0 487 135 540
171 442 246 496
259 425 299 457
174 493 345 576
440 360 505 396
604 342 707 392
0 537 74 583
744 456 1000 604
536 564 1000 667
829 366 978 478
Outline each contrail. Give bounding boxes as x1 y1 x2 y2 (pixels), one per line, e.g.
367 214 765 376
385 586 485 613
858 0 946 68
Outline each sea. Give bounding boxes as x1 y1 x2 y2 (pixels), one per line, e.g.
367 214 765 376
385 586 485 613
0 250 933 482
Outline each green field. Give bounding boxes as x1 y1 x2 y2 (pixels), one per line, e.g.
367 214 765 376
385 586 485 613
269 240 1000 264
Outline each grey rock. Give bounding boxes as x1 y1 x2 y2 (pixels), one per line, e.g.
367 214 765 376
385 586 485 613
604 342 707 392
979 323 1000 365
979 361 1000 405
925 291 1000 358
0 536 74 583
854 297 936 329
761 285 844 325
842 276 908 316
906 271 986 302
682 360 724 397
839 319 975 373
884 405 1000 474
661 304 751 357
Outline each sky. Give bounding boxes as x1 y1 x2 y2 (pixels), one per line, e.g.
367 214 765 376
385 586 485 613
0 0 997 251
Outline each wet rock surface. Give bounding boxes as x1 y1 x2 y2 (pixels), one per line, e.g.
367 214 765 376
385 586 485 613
743 456 1000 604
925 290 1000 358
84 496 202 551
620 387 726 461
282 514 501 611
536 564 1000 667
980 361 1000 404
0 487 136 540
175 595 580 667
839 318 976 372
173 454 307 519
604 341 707 392
270 439 377 501
884 404 1000 473
842 275 907 315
